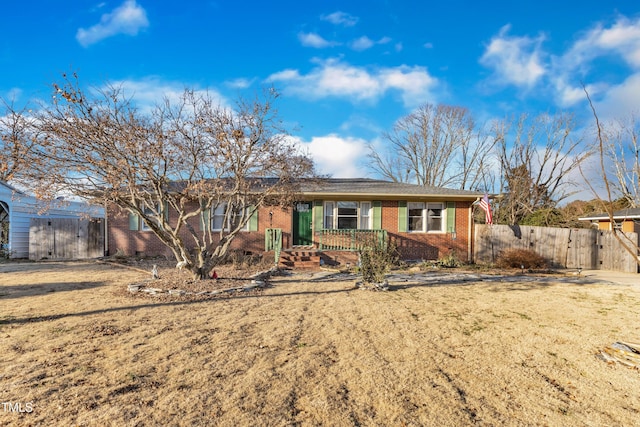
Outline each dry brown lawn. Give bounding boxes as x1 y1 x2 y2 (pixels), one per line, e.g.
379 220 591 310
1 260 639 426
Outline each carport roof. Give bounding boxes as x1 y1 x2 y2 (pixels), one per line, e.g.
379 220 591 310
579 207 640 221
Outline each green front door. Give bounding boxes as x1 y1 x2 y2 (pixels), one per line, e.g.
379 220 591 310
293 201 313 246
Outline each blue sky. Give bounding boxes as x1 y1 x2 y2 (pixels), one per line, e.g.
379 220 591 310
3 1 640 181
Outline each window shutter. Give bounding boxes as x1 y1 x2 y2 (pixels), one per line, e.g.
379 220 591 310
398 201 407 232
446 202 456 233
248 206 259 231
128 212 139 231
372 201 382 229
163 201 169 221
313 200 323 231
199 209 210 231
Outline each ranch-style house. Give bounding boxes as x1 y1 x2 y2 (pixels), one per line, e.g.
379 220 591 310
107 178 483 267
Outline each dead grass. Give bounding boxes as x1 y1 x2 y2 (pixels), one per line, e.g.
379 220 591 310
1 260 639 426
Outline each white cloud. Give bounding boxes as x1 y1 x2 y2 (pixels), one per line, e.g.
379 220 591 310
592 73 640 119
97 77 228 113
551 16 640 108
567 16 640 69
76 0 149 47
1 88 23 102
321 11 358 27
554 83 591 107
551 78 605 109
349 36 392 51
350 36 374 51
338 115 384 136
224 77 256 89
380 66 438 106
267 58 438 107
298 32 336 48
480 25 546 88
293 134 369 178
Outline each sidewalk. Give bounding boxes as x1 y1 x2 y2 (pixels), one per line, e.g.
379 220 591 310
579 269 639 287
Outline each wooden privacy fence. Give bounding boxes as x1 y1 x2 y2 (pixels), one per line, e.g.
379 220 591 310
29 218 104 260
474 224 639 273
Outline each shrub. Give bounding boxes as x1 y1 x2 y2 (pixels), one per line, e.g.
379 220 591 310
438 251 462 268
0 244 14 260
227 250 263 269
358 236 399 284
495 248 548 269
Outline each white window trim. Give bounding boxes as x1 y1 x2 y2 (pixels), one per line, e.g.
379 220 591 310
140 202 161 231
211 203 250 232
408 202 446 233
323 201 372 230
323 201 334 229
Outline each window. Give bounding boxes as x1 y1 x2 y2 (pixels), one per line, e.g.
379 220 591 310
427 204 443 231
140 203 162 231
211 203 250 231
129 202 168 232
360 202 371 230
324 201 372 229
324 202 334 229
407 202 444 232
337 201 358 229
408 202 424 232
211 204 227 231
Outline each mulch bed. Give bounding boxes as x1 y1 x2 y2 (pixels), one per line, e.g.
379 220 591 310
107 257 274 301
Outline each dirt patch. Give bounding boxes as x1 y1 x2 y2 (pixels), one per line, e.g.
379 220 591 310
98 258 272 301
1 261 639 426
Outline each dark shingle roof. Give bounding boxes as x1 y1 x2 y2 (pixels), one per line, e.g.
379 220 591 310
159 177 483 200
298 178 482 199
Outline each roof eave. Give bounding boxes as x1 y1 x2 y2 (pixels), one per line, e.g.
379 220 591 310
299 191 481 199
578 216 640 221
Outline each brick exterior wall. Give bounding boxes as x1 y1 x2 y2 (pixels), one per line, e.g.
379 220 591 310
107 203 279 258
381 200 471 261
107 200 474 262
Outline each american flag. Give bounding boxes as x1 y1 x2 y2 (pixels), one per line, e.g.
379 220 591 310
478 193 493 225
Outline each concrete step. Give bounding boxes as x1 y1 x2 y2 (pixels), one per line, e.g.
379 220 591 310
279 250 321 269
280 255 321 262
280 260 320 269
283 251 318 257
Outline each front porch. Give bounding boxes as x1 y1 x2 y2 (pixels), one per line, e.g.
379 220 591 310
266 228 388 269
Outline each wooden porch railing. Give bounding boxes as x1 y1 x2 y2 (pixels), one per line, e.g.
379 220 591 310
265 228 283 264
317 229 387 251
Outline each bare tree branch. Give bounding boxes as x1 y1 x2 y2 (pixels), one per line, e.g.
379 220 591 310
367 104 493 189
582 86 640 267
25 73 316 279
493 112 588 225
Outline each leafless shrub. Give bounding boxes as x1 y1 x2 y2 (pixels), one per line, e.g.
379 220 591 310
495 248 548 269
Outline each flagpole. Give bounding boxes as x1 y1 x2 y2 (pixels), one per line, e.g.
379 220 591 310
474 194 494 264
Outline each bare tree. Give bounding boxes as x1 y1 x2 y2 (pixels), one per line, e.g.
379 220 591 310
0 99 39 183
29 74 315 279
601 115 640 207
456 130 498 191
367 104 494 189
493 113 589 225
581 88 640 267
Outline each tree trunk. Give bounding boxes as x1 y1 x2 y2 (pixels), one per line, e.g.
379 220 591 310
191 266 206 281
